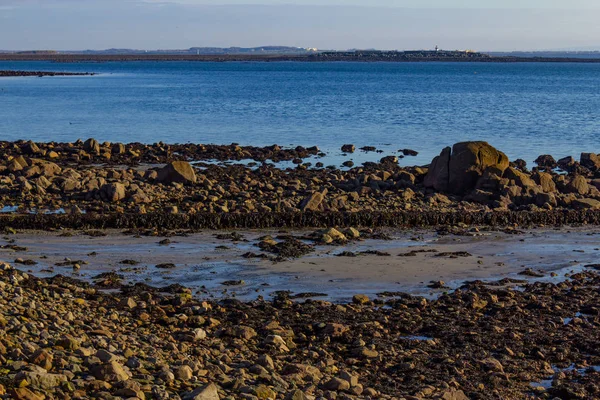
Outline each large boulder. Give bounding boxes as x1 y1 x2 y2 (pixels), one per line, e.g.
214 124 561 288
157 161 197 185
423 146 451 192
425 142 509 194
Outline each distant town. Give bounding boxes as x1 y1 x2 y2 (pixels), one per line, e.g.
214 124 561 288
1 46 600 58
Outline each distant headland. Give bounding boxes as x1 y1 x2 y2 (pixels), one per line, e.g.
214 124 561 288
2 47 600 63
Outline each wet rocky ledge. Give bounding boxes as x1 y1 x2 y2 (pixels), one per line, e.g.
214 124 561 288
1 261 600 399
2 139 600 230
0 71 95 77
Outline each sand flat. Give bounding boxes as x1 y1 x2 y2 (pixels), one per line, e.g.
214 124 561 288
2 227 599 301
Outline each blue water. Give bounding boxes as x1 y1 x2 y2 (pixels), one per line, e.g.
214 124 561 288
1 61 599 166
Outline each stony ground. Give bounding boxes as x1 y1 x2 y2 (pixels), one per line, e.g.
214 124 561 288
2 260 600 400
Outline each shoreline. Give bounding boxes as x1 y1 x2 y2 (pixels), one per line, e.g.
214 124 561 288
2 53 600 63
0 70 95 77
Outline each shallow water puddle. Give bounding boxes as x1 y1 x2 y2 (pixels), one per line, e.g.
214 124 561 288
1 205 68 214
530 364 600 389
402 335 434 342
6 227 600 302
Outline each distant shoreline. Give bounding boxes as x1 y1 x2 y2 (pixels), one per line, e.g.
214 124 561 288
3 53 600 63
0 70 95 77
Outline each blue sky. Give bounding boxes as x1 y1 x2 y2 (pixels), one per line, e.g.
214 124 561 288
1 0 599 51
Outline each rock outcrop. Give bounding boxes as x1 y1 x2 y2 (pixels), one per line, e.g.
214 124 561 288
425 142 509 194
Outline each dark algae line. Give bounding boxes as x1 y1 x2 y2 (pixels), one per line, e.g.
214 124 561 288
2 210 600 230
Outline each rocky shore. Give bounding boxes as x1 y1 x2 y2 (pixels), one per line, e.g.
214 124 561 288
3 139 600 399
0 71 95 77
2 139 600 229
2 260 600 399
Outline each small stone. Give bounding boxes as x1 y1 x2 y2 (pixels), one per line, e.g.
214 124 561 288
96 349 120 363
264 335 290 352
121 297 137 309
339 370 358 387
188 382 220 400
175 365 194 381
10 387 45 400
324 377 350 391
56 336 80 351
441 389 470 400
233 325 257 340
352 294 370 305
255 384 276 399
193 328 207 341
29 349 53 371
91 361 131 382
257 354 274 370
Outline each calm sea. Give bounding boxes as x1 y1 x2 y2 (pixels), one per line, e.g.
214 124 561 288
1 61 599 166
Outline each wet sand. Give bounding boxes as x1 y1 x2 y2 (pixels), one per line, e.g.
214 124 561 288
2 227 599 302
